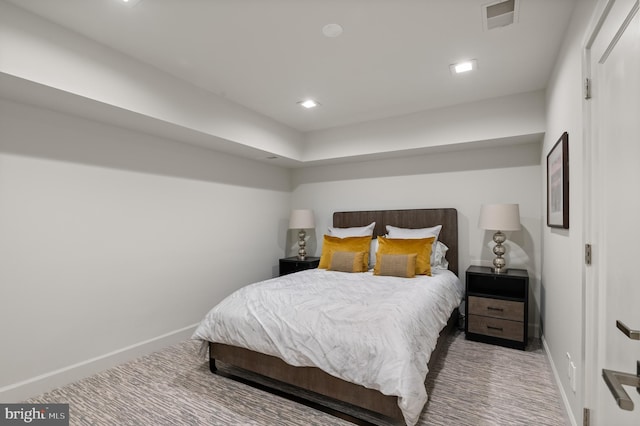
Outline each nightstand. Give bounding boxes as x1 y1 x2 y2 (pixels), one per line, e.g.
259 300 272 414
465 265 529 350
279 256 320 276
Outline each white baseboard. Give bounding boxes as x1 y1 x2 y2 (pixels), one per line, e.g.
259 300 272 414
0 323 199 402
541 335 578 426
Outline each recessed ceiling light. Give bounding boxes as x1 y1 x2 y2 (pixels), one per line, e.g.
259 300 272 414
322 24 343 38
455 62 473 73
450 59 478 75
298 99 320 109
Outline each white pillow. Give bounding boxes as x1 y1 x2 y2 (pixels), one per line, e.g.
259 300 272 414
432 241 449 270
328 222 376 238
368 238 379 269
385 224 442 240
385 225 444 267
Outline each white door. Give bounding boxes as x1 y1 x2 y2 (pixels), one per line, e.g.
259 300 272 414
586 0 640 424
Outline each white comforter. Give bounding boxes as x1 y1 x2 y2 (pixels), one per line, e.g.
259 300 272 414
192 268 463 425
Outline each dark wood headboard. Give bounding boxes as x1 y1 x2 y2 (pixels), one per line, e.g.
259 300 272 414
333 208 459 276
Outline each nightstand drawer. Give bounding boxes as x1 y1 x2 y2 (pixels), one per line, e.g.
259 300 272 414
468 296 524 322
467 315 524 342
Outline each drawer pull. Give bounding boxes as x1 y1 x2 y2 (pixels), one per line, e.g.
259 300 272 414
487 306 504 312
487 326 504 331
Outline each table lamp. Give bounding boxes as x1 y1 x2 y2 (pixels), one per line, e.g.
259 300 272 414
289 209 315 260
478 204 521 273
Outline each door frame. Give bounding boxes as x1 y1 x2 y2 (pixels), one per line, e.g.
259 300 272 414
582 0 602 419
582 0 638 423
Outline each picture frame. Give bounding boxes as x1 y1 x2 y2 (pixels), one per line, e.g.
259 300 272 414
547 132 569 228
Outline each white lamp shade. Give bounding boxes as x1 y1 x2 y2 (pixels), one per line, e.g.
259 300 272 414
289 209 315 229
478 204 521 231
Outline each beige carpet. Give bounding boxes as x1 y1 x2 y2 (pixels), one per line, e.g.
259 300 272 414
27 331 569 425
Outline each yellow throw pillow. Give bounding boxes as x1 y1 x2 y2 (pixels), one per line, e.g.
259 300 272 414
329 251 367 273
319 235 371 270
374 236 435 276
375 253 417 278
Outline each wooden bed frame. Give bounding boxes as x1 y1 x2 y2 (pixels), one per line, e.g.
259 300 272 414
209 208 459 424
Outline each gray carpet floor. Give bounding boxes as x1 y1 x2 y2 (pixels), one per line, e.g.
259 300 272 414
27 331 569 425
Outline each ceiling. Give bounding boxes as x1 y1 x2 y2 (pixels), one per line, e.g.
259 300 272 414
5 0 576 134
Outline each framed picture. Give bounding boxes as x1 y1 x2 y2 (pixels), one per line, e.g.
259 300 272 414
547 132 569 228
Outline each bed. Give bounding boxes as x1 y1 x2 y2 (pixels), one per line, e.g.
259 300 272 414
193 208 462 425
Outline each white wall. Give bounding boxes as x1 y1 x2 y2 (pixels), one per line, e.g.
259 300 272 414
541 0 598 424
0 98 291 401
291 142 542 335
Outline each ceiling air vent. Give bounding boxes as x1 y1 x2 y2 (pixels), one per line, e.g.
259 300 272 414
483 0 518 31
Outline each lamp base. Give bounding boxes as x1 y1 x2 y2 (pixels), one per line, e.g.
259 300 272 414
492 230 507 274
297 229 307 260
